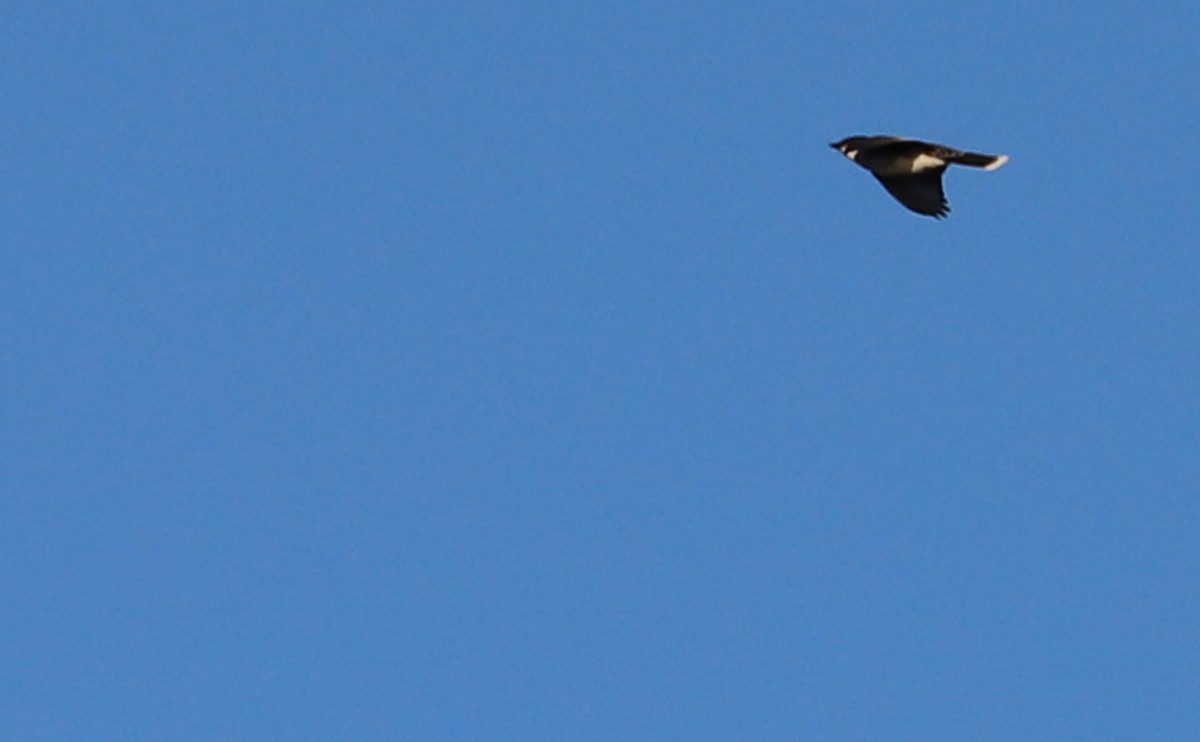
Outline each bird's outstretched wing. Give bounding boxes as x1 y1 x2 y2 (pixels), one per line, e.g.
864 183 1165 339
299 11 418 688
874 171 950 219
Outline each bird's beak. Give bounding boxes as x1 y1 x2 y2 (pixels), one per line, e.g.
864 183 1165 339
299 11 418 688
829 142 839 150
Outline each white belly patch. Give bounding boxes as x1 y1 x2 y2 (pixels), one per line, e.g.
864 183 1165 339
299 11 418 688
911 153 946 172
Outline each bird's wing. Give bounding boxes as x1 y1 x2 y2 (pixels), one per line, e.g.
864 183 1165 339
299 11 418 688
874 171 950 218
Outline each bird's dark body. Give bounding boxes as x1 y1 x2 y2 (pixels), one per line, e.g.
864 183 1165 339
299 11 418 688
830 135 1008 218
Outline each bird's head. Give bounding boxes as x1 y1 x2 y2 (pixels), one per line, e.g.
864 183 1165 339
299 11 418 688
830 136 869 161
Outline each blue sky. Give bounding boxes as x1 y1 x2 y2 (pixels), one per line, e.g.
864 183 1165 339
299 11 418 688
3 2 1199 739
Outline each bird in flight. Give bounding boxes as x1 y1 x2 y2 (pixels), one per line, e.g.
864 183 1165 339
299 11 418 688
830 135 1008 218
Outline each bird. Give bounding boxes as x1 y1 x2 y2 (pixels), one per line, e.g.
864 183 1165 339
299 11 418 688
829 135 1008 218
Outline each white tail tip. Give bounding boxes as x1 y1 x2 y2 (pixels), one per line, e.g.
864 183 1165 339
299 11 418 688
985 154 1009 171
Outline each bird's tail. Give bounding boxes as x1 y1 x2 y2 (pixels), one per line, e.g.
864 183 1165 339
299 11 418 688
948 151 1009 171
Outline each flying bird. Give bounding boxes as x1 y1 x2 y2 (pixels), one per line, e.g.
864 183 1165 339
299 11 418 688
830 135 1008 218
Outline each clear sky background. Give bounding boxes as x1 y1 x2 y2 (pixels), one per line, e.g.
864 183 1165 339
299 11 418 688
3 2 1199 740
